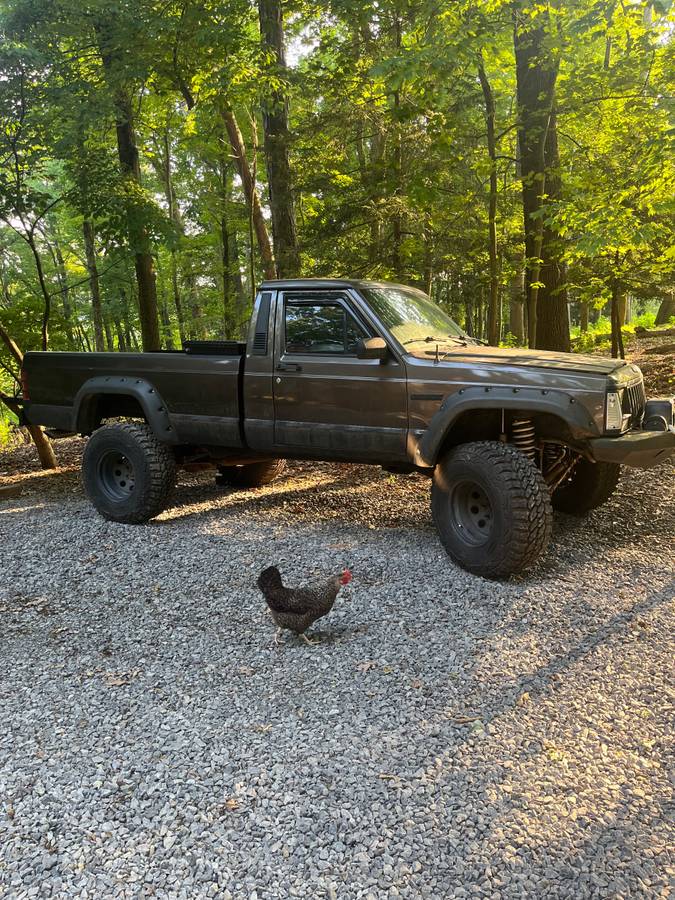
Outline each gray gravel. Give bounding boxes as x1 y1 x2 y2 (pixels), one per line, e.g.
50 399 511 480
0 455 673 899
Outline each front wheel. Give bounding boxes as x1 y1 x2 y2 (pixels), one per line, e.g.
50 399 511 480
431 441 553 579
82 423 176 523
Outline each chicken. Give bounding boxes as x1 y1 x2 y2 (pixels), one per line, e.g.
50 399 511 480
256 566 352 646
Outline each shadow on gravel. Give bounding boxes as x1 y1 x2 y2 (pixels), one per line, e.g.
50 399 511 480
158 466 425 528
421 582 674 885
474 581 673 705
551 464 674 555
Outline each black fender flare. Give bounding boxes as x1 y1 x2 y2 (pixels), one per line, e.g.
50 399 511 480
72 376 177 442
414 385 599 467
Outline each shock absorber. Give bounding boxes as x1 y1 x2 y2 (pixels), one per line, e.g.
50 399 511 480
510 417 536 459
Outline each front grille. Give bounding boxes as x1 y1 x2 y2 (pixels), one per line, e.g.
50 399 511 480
622 380 646 428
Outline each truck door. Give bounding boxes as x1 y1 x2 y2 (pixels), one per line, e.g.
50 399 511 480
272 290 408 461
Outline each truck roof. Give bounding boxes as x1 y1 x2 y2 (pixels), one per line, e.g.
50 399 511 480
258 278 425 293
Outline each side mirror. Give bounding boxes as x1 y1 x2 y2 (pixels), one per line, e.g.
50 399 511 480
356 336 388 362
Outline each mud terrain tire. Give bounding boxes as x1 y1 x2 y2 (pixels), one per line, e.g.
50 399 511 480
82 423 176 523
431 441 553 579
552 459 620 515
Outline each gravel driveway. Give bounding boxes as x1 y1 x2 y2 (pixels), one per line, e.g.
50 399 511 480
0 455 673 899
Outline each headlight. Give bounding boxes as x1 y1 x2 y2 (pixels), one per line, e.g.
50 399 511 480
605 392 624 431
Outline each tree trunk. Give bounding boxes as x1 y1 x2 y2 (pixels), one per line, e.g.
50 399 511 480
611 256 625 360
508 267 525 343
423 218 433 296
24 233 52 351
367 128 385 266
114 95 160 351
513 4 569 352
170 252 187 345
535 110 570 351
230 228 249 337
478 60 499 346
82 219 106 351
258 0 300 277
219 159 236 336
221 211 232 335
617 292 627 327
475 289 484 341
0 321 57 469
464 294 475 338
95 25 160 351
103 316 114 351
655 293 675 325
48 237 76 348
114 316 127 351
580 301 589 333
222 108 276 281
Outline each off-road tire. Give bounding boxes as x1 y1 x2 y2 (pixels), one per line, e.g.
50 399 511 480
551 459 620 515
82 423 176 524
431 441 553 579
216 459 286 488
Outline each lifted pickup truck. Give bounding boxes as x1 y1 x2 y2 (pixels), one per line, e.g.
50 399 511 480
21 279 675 578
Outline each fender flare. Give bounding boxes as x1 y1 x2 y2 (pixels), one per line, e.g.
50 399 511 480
72 376 176 442
414 385 599 467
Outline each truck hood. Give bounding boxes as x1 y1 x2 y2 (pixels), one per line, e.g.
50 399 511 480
408 344 638 378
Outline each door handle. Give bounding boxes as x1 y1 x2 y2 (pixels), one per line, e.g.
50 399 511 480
276 363 302 372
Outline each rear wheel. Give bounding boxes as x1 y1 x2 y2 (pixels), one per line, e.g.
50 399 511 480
82 423 176 523
431 441 553 579
551 459 620 515
216 458 286 488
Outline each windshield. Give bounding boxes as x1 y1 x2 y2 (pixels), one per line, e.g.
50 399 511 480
361 285 465 347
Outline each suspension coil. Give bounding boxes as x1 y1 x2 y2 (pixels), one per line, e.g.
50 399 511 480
510 417 537 459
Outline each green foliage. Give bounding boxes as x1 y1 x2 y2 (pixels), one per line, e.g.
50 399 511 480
500 332 523 348
0 0 672 356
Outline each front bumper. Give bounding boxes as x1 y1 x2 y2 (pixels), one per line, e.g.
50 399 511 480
589 427 675 468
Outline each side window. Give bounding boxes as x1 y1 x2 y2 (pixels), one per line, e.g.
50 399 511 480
285 302 367 355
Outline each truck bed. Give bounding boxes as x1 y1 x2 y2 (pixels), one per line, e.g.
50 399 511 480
23 346 246 448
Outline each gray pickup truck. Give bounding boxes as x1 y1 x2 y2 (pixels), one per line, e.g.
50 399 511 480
21 279 675 578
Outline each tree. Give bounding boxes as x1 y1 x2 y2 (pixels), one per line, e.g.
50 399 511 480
94 19 161 351
258 0 300 277
513 1 569 351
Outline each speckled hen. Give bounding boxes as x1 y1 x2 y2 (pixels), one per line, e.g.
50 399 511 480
257 566 352 645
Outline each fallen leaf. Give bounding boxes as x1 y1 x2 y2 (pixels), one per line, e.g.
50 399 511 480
224 798 239 811
238 666 255 676
356 661 377 673
517 692 531 706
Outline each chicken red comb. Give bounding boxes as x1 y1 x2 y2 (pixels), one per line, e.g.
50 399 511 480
339 569 353 584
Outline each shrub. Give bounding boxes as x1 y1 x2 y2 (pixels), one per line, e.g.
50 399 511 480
500 332 523 348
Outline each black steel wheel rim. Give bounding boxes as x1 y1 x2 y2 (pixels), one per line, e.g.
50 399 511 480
450 480 493 546
98 450 136 501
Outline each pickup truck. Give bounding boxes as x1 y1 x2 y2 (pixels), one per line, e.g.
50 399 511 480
20 279 675 578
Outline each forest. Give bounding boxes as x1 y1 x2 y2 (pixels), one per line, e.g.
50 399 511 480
0 0 674 440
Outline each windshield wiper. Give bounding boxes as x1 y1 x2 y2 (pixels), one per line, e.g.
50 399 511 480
402 335 449 346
